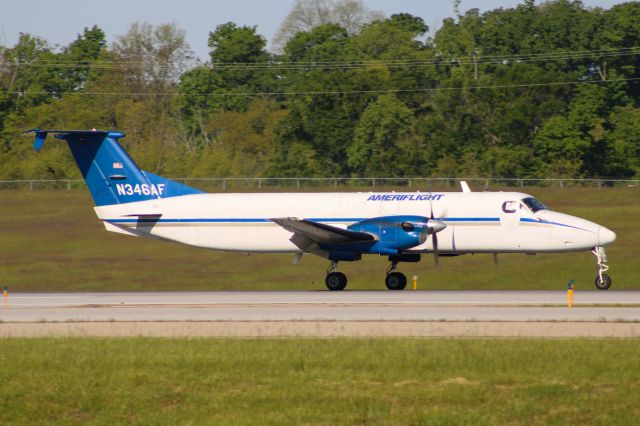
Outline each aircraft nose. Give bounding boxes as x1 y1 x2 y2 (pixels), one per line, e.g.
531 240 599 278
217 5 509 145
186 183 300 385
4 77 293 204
598 226 617 246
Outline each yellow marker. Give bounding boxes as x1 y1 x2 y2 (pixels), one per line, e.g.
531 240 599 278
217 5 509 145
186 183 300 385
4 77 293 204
413 275 418 290
567 280 574 308
2 286 7 298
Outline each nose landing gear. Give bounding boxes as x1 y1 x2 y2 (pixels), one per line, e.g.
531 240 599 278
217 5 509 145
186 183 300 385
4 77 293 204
592 246 612 290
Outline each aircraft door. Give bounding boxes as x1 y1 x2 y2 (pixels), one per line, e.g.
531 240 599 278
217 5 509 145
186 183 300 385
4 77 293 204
499 200 522 248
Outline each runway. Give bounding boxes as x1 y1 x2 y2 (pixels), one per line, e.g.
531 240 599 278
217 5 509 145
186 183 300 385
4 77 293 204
2 291 640 337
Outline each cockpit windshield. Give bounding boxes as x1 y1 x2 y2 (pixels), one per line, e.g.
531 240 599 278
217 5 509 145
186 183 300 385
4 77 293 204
521 197 550 213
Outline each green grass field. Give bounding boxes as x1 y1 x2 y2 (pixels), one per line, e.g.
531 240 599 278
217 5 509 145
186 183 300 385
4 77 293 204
0 186 638 291
1 338 638 425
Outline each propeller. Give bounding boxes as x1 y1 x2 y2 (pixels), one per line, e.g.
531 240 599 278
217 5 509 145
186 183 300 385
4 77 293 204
427 185 446 267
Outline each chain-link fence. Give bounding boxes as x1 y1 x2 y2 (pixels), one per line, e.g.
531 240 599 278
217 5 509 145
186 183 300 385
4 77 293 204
1 177 638 192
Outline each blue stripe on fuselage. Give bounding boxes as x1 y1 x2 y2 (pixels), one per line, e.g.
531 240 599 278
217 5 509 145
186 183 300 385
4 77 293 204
105 217 501 224
105 217 588 232
519 217 590 231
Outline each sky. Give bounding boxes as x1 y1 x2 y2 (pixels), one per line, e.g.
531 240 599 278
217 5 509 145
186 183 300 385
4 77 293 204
0 0 628 61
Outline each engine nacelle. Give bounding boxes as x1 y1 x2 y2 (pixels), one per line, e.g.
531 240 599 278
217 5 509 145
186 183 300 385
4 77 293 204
346 215 441 255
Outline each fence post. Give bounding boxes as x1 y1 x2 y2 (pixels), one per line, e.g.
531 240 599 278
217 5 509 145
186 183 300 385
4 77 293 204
222 179 227 191
67 180 71 190
296 179 300 189
559 180 563 189
29 180 33 190
258 179 262 189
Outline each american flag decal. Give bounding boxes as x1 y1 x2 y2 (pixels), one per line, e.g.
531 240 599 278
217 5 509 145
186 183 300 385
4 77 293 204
113 162 123 169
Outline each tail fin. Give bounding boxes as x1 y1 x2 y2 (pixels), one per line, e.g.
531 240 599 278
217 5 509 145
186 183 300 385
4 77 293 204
27 129 202 206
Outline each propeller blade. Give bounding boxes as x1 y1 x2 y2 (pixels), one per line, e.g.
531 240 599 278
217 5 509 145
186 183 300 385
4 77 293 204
493 253 499 268
433 232 440 267
427 182 442 268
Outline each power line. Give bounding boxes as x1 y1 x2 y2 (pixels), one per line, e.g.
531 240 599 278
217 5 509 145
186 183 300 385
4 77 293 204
4 77 639 98
4 47 639 71
12 46 640 65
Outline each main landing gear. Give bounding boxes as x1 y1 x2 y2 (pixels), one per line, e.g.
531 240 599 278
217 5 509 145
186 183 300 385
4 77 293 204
592 246 612 290
385 261 407 291
324 254 420 291
325 261 347 291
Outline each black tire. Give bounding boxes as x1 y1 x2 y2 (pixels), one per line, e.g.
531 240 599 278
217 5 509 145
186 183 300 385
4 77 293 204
385 272 407 291
326 272 347 291
595 273 612 290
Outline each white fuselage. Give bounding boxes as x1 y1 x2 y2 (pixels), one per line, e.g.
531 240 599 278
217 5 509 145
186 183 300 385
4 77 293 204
94 191 614 254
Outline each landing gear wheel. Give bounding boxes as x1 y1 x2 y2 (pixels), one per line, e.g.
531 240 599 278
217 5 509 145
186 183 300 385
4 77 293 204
592 247 612 291
326 272 347 291
385 272 407 291
595 273 611 291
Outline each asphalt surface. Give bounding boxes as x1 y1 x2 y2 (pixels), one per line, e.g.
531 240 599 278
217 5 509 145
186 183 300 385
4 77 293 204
2 290 640 322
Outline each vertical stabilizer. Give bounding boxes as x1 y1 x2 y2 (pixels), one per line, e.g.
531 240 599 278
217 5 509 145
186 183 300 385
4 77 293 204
27 129 202 206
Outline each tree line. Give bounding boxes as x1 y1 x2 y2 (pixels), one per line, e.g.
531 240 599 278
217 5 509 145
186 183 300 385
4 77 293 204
1 0 639 181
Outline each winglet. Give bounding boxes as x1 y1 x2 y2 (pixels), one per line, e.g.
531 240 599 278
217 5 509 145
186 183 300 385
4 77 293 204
460 181 472 192
24 129 47 152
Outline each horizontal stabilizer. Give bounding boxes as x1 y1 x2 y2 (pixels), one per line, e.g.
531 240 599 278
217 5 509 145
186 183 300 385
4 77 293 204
25 129 114 151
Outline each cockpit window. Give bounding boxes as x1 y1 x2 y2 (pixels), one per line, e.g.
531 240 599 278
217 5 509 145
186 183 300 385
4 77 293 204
521 197 549 213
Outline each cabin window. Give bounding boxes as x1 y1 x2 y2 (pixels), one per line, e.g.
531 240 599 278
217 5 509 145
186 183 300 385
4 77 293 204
502 201 518 213
401 222 415 232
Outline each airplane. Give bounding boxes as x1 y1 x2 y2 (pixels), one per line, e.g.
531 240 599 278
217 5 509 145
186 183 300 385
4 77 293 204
26 129 617 291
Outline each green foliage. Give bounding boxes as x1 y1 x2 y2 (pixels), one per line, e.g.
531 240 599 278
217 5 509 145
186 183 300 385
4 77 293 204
348 94 415 176
604 106 640 176
208 22 267 64
1 1 640 180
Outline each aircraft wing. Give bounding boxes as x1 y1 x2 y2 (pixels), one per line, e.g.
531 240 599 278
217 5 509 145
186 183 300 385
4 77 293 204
271 217 375 245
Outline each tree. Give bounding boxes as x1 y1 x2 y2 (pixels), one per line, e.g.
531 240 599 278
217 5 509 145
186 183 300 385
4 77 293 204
347 94 416 176
3 1 640 182
603 106 640 177
273 0 383 50
533 115 589 177
387 13 429 37
591 2 640 99
208 22 267 64
1 33 58 111
190 99 286 177
112 22 196 102
58 26 107 92
177 22 274 135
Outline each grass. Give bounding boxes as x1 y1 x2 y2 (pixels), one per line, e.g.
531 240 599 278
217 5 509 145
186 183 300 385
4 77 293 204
0 338 638 425
0 186 638 291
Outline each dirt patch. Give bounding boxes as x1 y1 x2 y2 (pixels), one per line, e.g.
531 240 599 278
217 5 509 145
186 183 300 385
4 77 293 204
1 321 640 338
